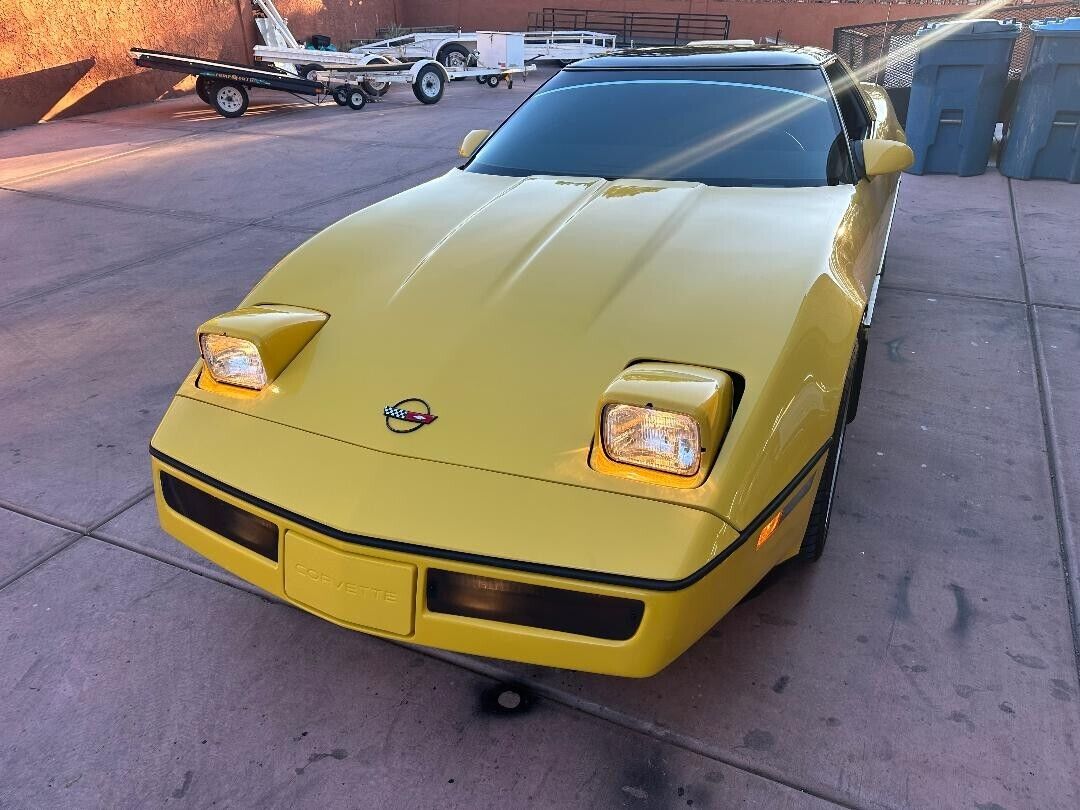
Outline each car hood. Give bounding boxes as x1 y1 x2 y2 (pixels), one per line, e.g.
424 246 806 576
217 169 858 506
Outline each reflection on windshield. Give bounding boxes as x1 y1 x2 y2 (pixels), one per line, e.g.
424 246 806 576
468 67 848 187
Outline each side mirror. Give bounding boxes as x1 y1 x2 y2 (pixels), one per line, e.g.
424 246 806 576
459 129 491 159
859 139 914 177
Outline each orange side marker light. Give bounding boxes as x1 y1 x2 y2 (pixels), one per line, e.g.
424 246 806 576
756 511 783 549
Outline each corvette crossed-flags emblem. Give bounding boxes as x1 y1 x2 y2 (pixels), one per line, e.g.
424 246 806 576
384 399 438 433
383 405 437 424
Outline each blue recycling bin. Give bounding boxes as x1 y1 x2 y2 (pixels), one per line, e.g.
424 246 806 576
905 19 1021 176
1000 18 1080 182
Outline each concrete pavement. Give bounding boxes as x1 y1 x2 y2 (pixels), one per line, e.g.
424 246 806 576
1 78 1078 809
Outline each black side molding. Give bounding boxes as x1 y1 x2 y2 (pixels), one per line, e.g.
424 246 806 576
149 441 829 592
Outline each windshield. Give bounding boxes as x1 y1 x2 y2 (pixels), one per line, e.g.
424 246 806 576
467 67 850 187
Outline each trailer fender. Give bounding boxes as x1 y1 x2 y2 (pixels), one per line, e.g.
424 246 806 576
356 52 403 68
408 59 449 84
356 53 398 96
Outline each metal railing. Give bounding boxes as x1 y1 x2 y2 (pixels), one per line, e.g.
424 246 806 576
528 7 731 47
833 2 1080 87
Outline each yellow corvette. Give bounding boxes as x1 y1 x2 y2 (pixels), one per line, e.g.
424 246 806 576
151 45 911 677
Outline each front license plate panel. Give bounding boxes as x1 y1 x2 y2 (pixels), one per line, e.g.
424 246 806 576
284 530 416 636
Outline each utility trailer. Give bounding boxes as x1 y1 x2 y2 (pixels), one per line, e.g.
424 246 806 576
130 47 449 114
251 39 536 94
349 29 617 67
129 48 325 117
256 30 536 106
130 46 530 118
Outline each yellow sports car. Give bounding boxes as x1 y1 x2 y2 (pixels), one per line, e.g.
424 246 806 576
151 45 911 677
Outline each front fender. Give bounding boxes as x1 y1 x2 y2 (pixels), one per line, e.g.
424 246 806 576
708 271 863 529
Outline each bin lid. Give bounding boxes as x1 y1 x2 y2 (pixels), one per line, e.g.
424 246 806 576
1031 17 1080 35
917 18 1022 38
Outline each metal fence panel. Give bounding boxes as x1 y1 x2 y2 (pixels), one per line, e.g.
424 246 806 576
834 2 1080 87
528 7 731 47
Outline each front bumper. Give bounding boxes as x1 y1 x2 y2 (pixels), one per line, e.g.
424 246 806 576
150 397 814 677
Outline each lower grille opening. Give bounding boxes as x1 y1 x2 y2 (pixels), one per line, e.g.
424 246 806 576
426 569 644 641
160 472 279 561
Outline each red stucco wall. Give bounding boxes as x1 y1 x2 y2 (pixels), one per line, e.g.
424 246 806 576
0 0 398 129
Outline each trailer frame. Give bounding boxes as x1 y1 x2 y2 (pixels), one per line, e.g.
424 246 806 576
130 48 330 117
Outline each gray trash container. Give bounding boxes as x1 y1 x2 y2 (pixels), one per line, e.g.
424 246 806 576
905 19 1021 176
1000 18 1080 182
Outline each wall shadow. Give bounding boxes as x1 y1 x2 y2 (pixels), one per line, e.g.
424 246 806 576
56 70 183 120
0 60 95 130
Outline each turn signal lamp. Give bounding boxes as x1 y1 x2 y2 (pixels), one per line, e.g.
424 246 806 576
590 363 736 488
756 510 782 549
197 305 328 391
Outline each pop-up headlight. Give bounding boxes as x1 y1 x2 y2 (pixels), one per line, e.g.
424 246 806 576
591 363 736 488
197 305 328 391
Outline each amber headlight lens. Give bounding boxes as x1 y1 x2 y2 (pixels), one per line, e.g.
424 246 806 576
199 334 268 390
601 404 701 476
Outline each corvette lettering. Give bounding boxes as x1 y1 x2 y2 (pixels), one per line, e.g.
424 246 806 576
294 563 397 602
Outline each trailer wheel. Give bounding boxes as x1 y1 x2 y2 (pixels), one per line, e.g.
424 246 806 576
298 63 325 82
212 82 249 118
412 64 445 105
475 75 486 84
438 43 473 72
333 87 349 106
360 55 392 97
361 78 390 97
195 76 214 105
506 77 513 89
485 74 501 88
346 88 367 110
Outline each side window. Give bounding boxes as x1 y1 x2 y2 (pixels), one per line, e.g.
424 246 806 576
824 60 872 141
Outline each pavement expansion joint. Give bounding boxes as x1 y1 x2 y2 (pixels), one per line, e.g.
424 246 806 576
1007 177 1080 681
880 281 1080 314
247 156 462 227
0 223 248 312
0 532 82 592
0 487 152 591
88 528 272 602
1 128 208 186
0 183 254 227
0 498 85 534
246 128 461 154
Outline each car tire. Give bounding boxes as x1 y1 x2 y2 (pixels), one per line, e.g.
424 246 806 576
346 88 367 110
195 76 214 105
797 357 856 562
211 82 249 118
412 64 445 104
